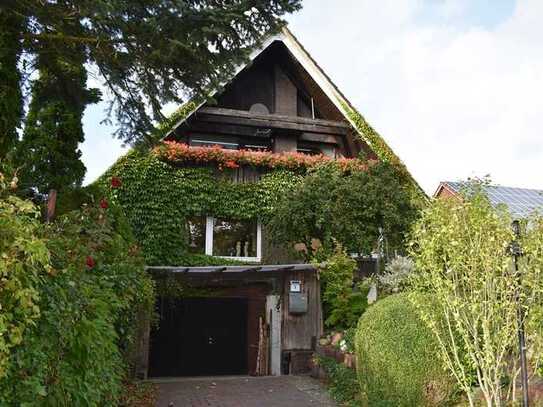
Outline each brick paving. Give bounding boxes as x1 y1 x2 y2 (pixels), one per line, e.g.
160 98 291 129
153 375 336 407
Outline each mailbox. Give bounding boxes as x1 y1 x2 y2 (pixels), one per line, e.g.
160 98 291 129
289 280 308 314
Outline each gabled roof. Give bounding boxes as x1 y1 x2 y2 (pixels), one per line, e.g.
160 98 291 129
435 181 543 218
161 26 426 202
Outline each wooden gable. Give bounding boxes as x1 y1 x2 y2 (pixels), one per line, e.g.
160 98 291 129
162 26 426 202
215 41 333 120
166 41 363 158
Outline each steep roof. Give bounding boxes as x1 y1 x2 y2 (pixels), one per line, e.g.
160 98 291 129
162 26 426 202
435 181 543 218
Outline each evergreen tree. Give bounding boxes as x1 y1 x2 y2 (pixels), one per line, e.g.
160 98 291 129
18 35 100 194
0 8 24 157
3 0 301 147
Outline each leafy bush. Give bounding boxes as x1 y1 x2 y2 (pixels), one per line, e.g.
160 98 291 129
409 184 543 406
317 356 362 406
269 160 419 257
378 255 414 293
355 293 455 407
0 170 50 379
318 246 369 329
0 179 154 405
342 326 358 353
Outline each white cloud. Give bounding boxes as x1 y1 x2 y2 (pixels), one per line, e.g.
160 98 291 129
288 0 543 194
81 102 128 185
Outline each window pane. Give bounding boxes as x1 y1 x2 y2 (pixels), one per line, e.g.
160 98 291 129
213 218 257 258
187 217 206 254
190 134 239 150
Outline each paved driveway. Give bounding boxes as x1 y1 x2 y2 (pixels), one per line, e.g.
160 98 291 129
153 375 336 407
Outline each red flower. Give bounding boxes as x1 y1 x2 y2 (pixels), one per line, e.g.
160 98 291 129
86 256 96 269
99 198 108 209
154 141 367 173
225 160 239 169
111 176 122 188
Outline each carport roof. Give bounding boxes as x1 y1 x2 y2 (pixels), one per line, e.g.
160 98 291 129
145 264 317 274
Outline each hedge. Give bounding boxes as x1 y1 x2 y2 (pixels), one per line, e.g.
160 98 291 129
355 293 455 407
0 175 154 405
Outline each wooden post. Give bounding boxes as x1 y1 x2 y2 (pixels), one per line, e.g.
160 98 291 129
46 189 57 223
266 295 282 376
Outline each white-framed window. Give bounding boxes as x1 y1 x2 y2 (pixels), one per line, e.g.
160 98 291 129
187 216 262 262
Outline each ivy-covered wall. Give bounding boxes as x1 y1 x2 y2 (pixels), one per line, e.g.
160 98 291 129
99 151 302 266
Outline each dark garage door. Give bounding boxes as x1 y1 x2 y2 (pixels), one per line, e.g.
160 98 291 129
149 297 248 377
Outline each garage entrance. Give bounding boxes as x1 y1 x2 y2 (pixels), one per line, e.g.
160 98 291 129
148 297 248 377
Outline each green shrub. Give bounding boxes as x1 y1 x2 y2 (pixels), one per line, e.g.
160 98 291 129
318 246 370 329
355 293 455 407
268 160 419 256
0 170 49 380
317 356 361 406
0 181 154 405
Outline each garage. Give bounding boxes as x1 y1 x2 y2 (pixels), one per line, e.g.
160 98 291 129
148 297 249 377
138 265 321 379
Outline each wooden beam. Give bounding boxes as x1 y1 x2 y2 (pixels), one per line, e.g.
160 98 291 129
299 132 339 145
187 121 270 138
236 266 263 273
197 107 349 136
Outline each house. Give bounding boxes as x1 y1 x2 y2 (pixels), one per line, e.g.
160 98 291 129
435 181 543 218
112 27 424 380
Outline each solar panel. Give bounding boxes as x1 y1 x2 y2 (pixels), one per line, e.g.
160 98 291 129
442 181 543 219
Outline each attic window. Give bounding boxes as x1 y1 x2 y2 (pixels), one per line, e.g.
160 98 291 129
189 134 271 152
297 142 336 158
240 140 271 151
190 135 239 150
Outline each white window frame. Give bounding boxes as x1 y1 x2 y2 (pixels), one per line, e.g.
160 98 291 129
205 216 262 262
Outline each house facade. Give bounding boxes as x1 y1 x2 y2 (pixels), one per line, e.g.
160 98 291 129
114 27 423 379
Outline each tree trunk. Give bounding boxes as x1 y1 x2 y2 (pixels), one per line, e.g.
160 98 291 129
46 189 57 222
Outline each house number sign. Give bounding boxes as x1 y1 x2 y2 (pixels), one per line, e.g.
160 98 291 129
289 280 301 293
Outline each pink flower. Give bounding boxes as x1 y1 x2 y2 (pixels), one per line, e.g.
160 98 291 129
154 141 367 172
100 198 108 209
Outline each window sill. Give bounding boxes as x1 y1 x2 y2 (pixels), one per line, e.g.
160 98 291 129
214 256 261 263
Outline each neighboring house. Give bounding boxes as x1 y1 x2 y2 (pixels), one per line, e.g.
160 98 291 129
435 181 543 218
120 27 423 379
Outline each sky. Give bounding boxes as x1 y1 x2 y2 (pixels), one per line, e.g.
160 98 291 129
81 0 542 195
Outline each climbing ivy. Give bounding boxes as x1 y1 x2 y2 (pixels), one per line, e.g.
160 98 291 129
151 100 199 145
97 151 303 266
97 136 420 267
